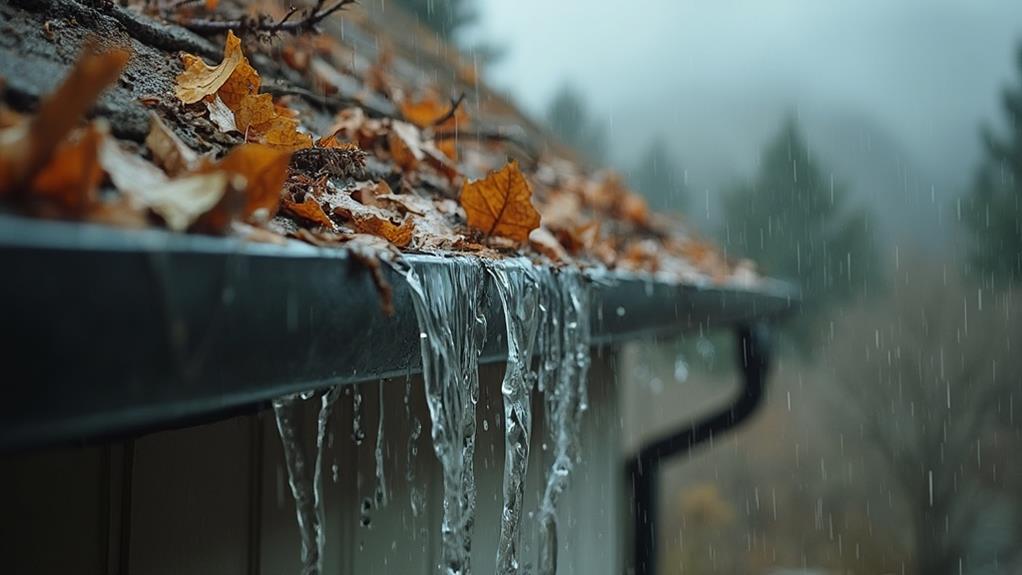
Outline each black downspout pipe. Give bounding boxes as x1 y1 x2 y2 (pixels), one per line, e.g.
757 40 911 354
627 323 772 575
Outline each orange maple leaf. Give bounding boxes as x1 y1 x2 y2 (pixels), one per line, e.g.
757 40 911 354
459 160 540 243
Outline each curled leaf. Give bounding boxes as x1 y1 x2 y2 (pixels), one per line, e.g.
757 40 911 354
459 160 540 243
100 134 229 231
174 30 245 104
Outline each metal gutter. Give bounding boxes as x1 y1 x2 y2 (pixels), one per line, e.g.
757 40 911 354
0 214 796 452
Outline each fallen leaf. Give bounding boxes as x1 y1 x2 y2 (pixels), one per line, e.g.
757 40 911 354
176 32 310 151
138 173 232 231
30 123 105 213
233 93 277 134
206 95 239 133
529 227 568 262
388 121 424 170
0 43 129 196
251 114 314 151
330 185 415 247
459 160 540 243
145 112 199 175
282 193 335 229
351 213 414 247
350 180 391 208
100 135 230 231
175 30 246 104
211 144 292 220
399 93 467 130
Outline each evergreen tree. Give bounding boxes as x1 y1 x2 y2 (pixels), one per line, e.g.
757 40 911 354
632 135 687 212
964 43 1022 286
545 84 607 165
721 116 879 354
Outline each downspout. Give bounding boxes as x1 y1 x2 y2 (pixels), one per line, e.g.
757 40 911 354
627 323 772 575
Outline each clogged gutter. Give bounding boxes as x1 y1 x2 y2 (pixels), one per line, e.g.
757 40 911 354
0 0 758 314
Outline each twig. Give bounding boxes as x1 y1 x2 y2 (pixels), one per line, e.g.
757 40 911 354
262 83 395 118
176 0 357 36
429 92 466 127
433 126 539 163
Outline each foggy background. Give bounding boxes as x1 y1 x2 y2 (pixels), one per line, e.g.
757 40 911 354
467 0 1022 244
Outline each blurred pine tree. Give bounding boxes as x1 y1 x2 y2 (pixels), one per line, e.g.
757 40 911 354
964 43 1022 287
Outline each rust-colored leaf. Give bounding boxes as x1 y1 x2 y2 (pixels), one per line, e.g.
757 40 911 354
212 144 293 220
459 160 540 243
529 227 568 262
282 194 334 229
0 44 129 196
387 121 424 170
352 214 414 248
30 123 105 213
175 30 246 104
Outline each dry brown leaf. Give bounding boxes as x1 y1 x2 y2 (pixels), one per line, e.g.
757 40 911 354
388 121 424 170
206 96 239 133
0 44 129 196
251 115 314 151
30 123 105 213
460 160 540 243
399 93 468 129
145 112 198 176
352 214 414 248
282 194 335 229
350 180 391 208
100 135 230 231
211 144 292 220
139 173 231 231
330 186 415 248
175 30 246 104
529 227 568 262
233 93 277 134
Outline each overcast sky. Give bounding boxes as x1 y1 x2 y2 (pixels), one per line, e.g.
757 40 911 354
468 0 1022 222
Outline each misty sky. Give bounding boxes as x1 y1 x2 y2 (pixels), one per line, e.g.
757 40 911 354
468 0 1022 235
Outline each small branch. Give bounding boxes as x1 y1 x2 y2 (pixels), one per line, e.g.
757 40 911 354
176 0 357 36
429 92 466 127
262 83 395 118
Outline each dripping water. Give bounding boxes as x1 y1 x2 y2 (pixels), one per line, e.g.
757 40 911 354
489 260 541 575
375 380 389 508
273 387 341 575
535 269 593 575
404 258 488 575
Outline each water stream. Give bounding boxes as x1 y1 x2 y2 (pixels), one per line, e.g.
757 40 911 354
405 258 489 575
535 269 593 575
272 385 343 575
273 257 594 575
489 260 541 575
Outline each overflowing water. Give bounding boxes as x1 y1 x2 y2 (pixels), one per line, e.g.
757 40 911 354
534 269 593 575
271 257 594 575
488 261 541 575
405 258 489 575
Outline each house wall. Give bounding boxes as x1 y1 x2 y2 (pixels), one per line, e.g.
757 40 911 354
0 353 622 575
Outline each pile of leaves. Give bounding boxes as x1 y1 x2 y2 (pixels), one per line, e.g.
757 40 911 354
0 0 757 313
